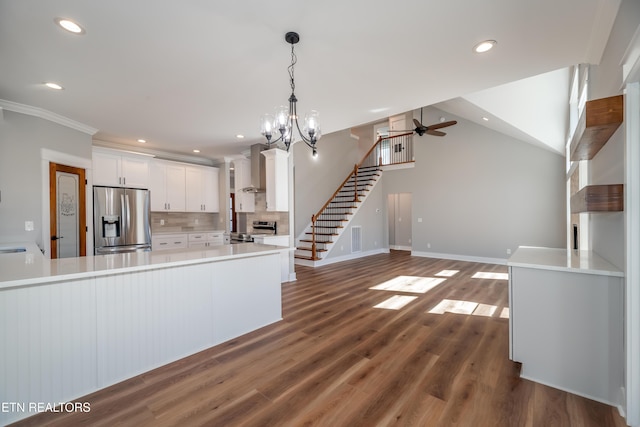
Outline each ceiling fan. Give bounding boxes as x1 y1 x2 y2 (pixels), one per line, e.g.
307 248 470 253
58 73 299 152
390 108 457 137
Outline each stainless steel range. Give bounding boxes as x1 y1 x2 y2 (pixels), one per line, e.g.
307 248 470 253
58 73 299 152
230 221 277 244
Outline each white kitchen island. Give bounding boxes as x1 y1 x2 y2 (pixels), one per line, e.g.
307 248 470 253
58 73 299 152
0 243 284 425
507 246 624 406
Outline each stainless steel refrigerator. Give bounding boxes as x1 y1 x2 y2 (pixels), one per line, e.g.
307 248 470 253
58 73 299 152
93 186 151 255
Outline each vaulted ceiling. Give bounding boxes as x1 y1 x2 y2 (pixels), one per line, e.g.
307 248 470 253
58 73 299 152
0 0 621 161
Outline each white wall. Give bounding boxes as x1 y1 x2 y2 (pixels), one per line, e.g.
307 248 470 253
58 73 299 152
324 178 386 260
383 106 566 262
292 129 360 237
0 111 93 248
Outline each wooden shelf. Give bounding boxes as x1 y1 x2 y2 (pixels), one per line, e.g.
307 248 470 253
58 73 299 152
571 184 624 213
570 94 624 161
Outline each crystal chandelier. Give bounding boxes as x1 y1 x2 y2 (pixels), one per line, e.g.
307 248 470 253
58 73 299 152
260 32 321 157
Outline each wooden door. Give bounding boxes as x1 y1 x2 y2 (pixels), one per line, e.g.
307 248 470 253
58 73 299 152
49 162 87 258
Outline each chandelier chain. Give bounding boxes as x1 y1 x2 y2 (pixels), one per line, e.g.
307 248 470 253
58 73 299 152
288 43 297 94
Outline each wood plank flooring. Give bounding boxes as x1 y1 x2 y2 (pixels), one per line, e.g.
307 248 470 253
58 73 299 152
12 250 627 427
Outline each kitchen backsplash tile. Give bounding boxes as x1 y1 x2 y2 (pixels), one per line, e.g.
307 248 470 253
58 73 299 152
151 212 221 233
244 192 289 235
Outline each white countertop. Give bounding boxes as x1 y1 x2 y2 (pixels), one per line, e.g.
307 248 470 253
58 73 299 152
507 246 624 277
0 242 285 289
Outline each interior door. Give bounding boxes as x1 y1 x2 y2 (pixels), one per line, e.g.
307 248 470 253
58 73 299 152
387 193 412 250
49 162 86 258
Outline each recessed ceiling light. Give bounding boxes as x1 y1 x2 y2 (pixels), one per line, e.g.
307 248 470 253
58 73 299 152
193 149 200 153
137 139 146 143
44 82 64 90
54 17 85 35
482 117 489 121
236 134 245 139
473 40 496 53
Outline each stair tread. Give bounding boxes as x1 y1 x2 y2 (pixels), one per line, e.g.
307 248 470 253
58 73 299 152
299 239 332 243
296 247 327 252
294 255 321 261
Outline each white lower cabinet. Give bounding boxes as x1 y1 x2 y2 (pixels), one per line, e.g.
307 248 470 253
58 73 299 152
188 232 224 248
152 234 187 251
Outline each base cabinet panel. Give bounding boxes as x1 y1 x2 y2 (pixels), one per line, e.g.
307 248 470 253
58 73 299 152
509 266 623 405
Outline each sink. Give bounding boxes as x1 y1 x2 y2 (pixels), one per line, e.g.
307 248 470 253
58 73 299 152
0 247 26 254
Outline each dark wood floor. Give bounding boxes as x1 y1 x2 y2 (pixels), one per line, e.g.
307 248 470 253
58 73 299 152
13 251 627 426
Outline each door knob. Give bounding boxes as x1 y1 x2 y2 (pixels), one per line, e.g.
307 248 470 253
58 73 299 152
51 235 64 241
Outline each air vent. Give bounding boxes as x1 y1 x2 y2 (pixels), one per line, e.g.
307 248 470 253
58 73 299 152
351 226 362 253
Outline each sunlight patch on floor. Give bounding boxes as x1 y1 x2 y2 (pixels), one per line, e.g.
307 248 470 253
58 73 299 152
370 276 446 294
374 295 418 310
428 299 478 315
472 271 509 280
435 270 459 277
428 299 508 318
472 303 498 317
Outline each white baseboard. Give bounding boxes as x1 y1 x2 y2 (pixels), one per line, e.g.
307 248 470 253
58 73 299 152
294 248 388 267
389 245 411 251
519 372 616 407
411 251 507 265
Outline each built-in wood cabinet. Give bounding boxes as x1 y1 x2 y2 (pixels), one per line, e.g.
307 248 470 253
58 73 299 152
149 160 186 212
185 165 219 212
569 94 625 213
93 148 150 189
233 158 254 212
262 148 289 212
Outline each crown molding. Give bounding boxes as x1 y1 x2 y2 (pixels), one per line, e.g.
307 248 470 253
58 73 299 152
0 99 98 135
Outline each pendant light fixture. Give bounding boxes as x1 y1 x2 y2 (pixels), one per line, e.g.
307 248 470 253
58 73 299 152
260 32 321 157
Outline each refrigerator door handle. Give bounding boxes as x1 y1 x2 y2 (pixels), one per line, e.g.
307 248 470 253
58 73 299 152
124 193 131 232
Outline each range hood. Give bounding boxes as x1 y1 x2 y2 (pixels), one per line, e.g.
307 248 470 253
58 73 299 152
242 143 267 193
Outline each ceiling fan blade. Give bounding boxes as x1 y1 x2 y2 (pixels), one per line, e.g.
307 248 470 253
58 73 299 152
427 120 457 130
426 130 446 137
413 118 423 128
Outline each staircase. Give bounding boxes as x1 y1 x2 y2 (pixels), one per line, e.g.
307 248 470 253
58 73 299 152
295 131 413 266
295 165 382 262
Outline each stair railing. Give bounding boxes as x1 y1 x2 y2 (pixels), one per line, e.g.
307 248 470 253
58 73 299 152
309 132 413 260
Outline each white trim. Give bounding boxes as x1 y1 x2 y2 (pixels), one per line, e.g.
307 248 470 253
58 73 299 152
389 245 412 251
294 248 388 267
411 250 507 265
625 82 640 427
519 372 617 407
381 162 415 172
621 23 640 87
41 149 94 258
0 99 98 135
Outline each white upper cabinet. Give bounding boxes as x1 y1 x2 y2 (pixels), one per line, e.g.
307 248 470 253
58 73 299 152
93 148 150 189
233 158 254 212
262 148 289 212
185 165 219 212
149 160 186 212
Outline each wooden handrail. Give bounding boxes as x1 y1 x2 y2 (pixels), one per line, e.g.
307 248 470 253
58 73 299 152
309 132 413 260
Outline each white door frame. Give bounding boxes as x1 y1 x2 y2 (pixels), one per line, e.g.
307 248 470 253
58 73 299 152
625 81 640 426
